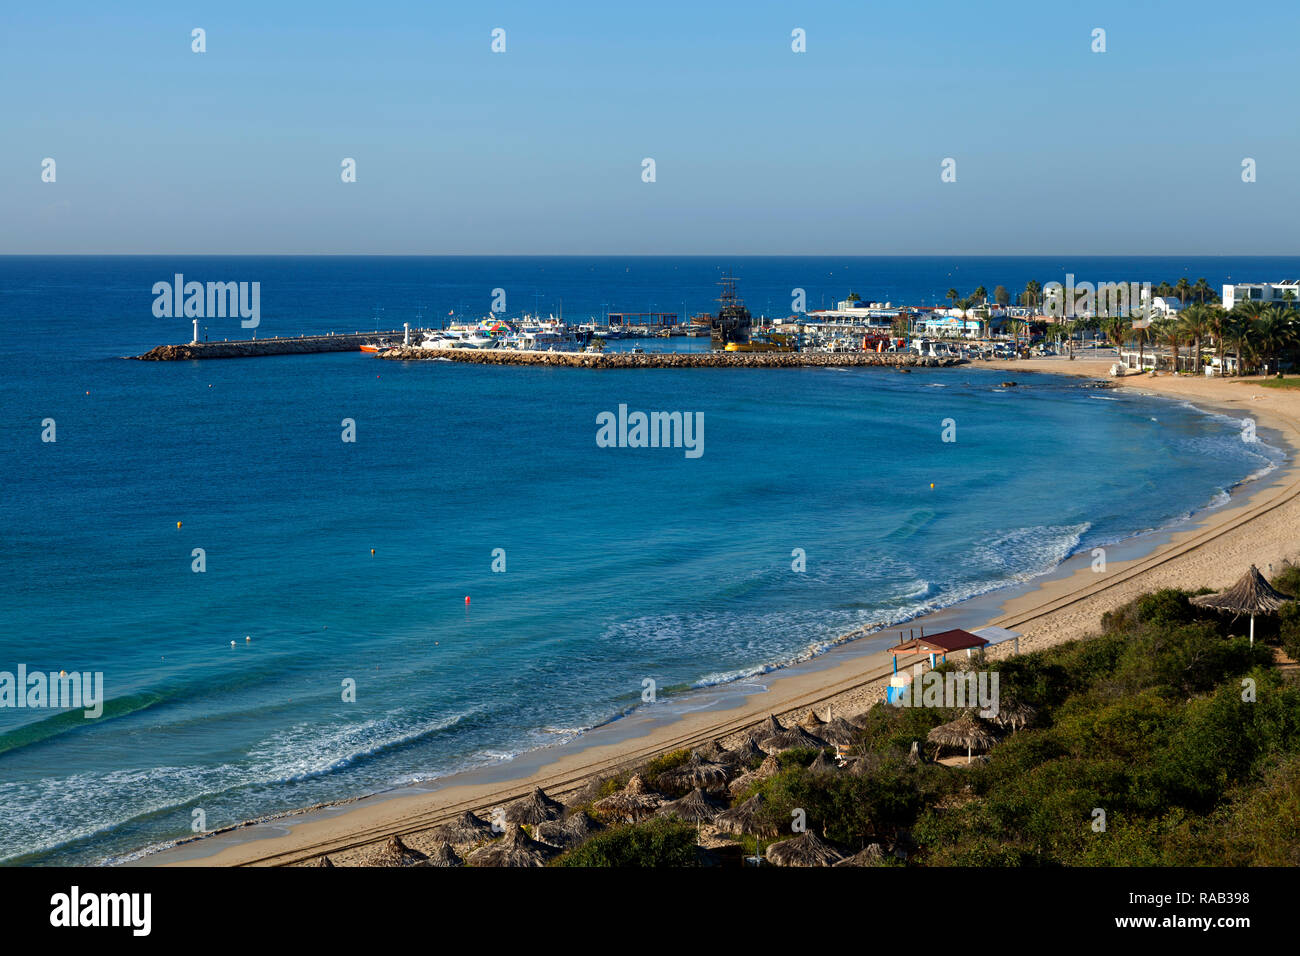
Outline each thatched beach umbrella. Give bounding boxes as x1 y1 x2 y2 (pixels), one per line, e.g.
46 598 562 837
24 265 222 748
593 774 665 821
657 787 723 823
430 810 494 845
312 855 335 868
505 787 565 824
807 749 839 775
534 811 600 849
365 835 427 867
748 714 786 744
693 740 729 763
1190 564 1294 646
723 736 766 766
661 751 731 793
714 793 777 838
728 754 780 795
832 843 886 867
421 842 464 867
799 708 827 730
989 699 1036 732
466 824 557 867
759 723 826 754
765 831 844 867
817 717 860 749
926 711 998 765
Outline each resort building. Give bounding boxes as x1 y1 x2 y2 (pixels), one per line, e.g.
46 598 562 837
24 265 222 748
1221 280 1300 310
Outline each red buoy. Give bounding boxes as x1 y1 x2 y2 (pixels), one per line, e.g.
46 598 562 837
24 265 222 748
465 596 471 606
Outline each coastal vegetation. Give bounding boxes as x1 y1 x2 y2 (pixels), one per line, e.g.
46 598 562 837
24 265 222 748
531 571 1300 867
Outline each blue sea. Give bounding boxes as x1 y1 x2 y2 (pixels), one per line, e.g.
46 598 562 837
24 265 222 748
0 256 1292 865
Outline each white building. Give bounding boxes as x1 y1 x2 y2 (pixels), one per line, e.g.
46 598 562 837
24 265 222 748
1148 296 1184 316
1222 280 1300 310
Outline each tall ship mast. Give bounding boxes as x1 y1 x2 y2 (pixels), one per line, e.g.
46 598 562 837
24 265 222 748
710 274 752 348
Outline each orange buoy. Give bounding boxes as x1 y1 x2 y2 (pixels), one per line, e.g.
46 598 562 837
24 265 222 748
370 548 375 555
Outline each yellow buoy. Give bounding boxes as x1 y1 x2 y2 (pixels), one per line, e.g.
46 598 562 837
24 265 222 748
370 548 375 555
929 483 935 489
177 521 182 529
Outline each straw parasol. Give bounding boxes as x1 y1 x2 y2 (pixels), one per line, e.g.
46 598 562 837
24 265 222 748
720 736 766 768
747 714 786 744
808 749 840 775
713 793 777 837
693 740 729 763
466 824 557 867
1190 564 1294 646
421 842 464 867
593 774 666 821
661 752 731 792
504 787 565 824
365 835 427 867
534 811 601 849
799 708 827 730
832 843 886 867
765 831 844 867
926 711 998 764
989 699 1036 732
728 754 780 795
430 810 494 845
758 724 826 754
312 855 335 868
656 787 723 823
817 717 860 749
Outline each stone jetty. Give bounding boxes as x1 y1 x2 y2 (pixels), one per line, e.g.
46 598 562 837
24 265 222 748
376 348 965 369
135 331 405 361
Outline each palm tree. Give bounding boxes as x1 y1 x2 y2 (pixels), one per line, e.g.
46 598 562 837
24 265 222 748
973 285 988 305
1023 280 1042 311
1205 305 1228 373
1102 316 1127 351
1006 319 1025 349
1193 277 1213 305
1174 278 1192 305
947 288 959 311
1154 318 1182 371
1179 304 1209 373
1248 305 1297 376
1133 321 1149 370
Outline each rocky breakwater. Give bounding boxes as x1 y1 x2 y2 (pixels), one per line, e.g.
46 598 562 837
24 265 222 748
135 332 402 361
377 348 966 369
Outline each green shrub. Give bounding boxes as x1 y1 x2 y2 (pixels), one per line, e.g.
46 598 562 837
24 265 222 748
554 819 700 867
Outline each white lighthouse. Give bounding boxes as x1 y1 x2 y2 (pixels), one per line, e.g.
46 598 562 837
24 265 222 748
403 322 410 346
192 318 199 344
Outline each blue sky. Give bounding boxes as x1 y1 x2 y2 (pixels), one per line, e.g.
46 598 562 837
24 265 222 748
3 0 1297 254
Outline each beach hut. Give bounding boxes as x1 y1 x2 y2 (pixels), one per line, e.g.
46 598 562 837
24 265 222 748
504 787 565 824
758 723 826 754
926 711 998 765
1190 564 1294 646
892 628 990 663
466 824 557 867
421 842 464 867
656 787 723 823
765 831 844 867
430 810 494 845
592 774 665 821
661 751 731 793
365 834 427 867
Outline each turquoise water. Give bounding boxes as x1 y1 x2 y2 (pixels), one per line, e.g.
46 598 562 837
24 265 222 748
0 256 1288 865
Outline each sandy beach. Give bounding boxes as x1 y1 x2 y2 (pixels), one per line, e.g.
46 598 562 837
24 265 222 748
150 358 1300 867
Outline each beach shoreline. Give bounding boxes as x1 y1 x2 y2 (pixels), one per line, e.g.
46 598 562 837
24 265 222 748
140 358 1300 867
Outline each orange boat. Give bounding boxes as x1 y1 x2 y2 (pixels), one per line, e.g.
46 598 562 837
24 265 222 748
359 344 382 353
